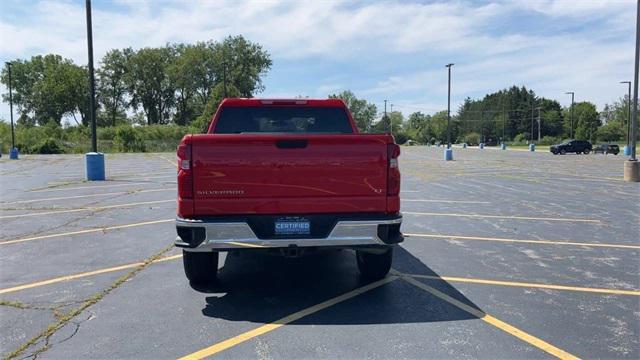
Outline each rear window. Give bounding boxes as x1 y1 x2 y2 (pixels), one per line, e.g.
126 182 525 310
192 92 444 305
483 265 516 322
212 106 354 134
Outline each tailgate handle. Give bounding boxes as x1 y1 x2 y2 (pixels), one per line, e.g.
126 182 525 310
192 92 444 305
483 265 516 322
276 140 308 149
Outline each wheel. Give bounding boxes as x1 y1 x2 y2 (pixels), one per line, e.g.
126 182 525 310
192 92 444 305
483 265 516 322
614 151 619 155
560 149 566 155
583 149 590 154
183 250 218 284
356 247 393 280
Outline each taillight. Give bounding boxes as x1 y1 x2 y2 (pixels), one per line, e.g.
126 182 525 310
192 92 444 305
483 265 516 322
177 143 193 199
387 143 401 195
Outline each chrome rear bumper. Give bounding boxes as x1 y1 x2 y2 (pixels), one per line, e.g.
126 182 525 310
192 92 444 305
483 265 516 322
175 215 402 252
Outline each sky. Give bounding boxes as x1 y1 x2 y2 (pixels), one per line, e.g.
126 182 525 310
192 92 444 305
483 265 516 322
0 0 636 122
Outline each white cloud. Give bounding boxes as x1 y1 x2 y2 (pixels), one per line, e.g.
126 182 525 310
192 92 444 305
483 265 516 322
0 0 636 121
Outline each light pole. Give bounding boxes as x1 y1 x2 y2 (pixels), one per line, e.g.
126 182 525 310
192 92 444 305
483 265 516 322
621 81 632 150
390 103 394 134
624 0 639 182
565 92 574 138
536 106 542 142
446 63 454 148
84 0 104 180
5 61 17 159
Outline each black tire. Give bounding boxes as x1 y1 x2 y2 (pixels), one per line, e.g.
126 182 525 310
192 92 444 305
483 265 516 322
583 149 590 154
183 250 218 284
356 247 393 280
560 149 567 155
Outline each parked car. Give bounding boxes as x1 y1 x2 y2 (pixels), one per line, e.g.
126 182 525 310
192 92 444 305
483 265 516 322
175 98 403 284
550 140 592 155
592 144 620 155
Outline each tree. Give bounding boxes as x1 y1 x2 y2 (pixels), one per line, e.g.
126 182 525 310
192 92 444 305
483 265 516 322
404 112 429 142
328 90 377 132
125 47 176 125
1 55 88 126
565 102 599 141
168 44 200 125
218 35 272 98
597 120 625 142
97 49 130 126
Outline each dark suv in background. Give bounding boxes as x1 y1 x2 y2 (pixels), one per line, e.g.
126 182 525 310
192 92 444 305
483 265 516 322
592 144 620 155
550 140 592 155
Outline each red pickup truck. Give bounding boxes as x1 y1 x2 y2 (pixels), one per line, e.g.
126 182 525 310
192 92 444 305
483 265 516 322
174 98 402 284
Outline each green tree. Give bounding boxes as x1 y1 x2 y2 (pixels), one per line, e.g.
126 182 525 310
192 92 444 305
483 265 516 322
97 49 131 126
125 47 176 125
1 55 87 126
328 90 377 132
565 102 599 141
597 120 625 142
218 35 272 98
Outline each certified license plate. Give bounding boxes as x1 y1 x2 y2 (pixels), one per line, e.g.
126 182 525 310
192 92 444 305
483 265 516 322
275 218 310 235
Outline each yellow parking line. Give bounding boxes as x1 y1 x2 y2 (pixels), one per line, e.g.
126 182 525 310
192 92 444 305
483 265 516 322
0 219 173 246
400 272 640 296
179 276 399 360
404 211 601 223
401 276 579 360
403 199 491 204
0 254 182 295
30 182 151 193
0 200 175 220
158 155 178 167
405 233 640 250
3 188 174 205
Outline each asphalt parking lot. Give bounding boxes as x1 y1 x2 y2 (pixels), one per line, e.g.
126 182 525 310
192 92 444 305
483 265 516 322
1 147 638 359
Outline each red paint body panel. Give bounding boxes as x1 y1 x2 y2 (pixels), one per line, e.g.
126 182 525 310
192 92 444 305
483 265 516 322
177 98 400 218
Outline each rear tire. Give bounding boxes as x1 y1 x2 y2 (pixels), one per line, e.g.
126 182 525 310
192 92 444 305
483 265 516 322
583 149 590 154
183 250 218 284
356 247 393 280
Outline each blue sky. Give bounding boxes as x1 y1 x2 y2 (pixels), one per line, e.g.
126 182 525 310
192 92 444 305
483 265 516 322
0 0 635 122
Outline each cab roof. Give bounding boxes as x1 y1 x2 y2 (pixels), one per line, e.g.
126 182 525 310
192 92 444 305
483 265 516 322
220 98 347 107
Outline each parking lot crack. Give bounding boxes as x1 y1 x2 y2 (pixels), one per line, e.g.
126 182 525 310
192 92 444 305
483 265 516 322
3 244 175 360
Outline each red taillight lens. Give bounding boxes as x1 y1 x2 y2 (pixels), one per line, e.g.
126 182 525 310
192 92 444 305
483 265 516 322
387 144 401 195
177 143 193 199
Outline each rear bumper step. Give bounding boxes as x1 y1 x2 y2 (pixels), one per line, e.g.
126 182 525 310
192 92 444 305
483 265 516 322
175 214 403 252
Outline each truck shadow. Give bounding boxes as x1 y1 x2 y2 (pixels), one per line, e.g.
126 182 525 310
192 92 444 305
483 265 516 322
198 246 483 325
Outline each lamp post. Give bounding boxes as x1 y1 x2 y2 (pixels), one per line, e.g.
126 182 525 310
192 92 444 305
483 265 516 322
446 63 454 148
5 61 17 159
390 103 394 134
621 81 632 153
565 92 574 138
624 0 639 182
84 0 105 180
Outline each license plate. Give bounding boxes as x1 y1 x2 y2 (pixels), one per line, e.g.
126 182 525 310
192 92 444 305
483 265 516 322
275 218 310 235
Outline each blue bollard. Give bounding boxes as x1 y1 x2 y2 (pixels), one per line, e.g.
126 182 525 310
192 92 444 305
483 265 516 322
624 145 631 156
9 148 19 160
529 143 536 152
85 152 105 181
462 143 467 149
444 148 453 161
479 143 484 149
501 143 506 150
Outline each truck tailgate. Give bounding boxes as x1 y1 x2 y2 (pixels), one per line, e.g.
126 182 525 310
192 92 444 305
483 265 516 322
191 134 389 215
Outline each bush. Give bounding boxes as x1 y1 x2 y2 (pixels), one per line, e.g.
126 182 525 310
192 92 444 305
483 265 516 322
512 133 527 144
461 132 481 146
114 126 146 152
30 138 64 154
539 136 561 145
